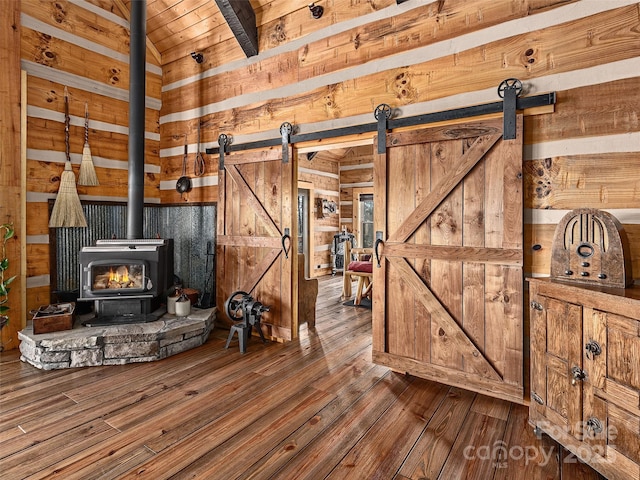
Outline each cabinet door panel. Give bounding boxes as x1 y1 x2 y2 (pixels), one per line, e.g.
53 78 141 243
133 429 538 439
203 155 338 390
584 308 607 391
608 402 640 465
546 297 570 360
583 395 607 455
530 290 583 439
547 365 571 421
585 308 640 471
607 315 640 391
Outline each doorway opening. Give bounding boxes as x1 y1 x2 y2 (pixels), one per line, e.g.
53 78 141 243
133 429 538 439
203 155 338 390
297 186 311 278
353 189 374 249
296 141 374 318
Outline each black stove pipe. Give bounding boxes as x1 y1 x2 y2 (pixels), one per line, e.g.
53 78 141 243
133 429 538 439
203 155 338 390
127 0 146 240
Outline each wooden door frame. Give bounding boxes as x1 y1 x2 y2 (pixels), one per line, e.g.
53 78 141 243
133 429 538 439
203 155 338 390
351 187 373 249
297 180 315 279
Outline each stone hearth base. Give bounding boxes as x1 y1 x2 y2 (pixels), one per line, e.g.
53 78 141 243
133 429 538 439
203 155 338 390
18 307 216 370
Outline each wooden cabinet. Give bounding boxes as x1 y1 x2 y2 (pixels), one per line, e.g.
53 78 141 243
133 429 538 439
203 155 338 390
529 278 640 480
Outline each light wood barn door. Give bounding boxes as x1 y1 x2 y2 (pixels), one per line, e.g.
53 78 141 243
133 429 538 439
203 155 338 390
217 146 297 341
372 116 524 403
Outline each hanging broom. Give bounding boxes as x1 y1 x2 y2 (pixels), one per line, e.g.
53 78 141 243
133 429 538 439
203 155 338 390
78 102 99 186
49 87 87 228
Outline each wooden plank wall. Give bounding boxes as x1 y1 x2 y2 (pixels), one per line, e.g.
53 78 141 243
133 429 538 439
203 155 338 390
19 0 163 334
0 1 24 351
158 0 639 284
5 0 639 351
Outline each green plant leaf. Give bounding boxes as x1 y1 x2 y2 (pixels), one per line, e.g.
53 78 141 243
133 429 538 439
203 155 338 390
0 223 14 324
2 224 14 242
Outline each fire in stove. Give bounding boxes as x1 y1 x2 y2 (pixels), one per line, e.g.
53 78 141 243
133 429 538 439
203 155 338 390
109 266 132 286
93 265 143 290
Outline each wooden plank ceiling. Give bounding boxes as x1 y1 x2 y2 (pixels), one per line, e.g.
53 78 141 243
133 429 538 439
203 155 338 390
121 0 303 64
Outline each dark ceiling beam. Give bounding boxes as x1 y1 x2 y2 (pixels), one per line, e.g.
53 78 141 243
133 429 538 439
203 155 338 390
215 0 258 58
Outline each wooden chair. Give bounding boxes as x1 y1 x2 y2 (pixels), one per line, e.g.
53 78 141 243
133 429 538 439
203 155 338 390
341 241 373 306
298 254 318 327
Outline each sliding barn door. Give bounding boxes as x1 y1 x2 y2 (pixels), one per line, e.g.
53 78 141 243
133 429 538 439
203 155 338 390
372 116 524 403
217 146 297 341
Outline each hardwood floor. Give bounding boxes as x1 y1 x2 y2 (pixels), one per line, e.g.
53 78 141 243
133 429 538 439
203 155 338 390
0 276 605 479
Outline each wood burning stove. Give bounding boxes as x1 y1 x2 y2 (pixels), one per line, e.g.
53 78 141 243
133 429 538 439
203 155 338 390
76 4 174 327
78 239 174 325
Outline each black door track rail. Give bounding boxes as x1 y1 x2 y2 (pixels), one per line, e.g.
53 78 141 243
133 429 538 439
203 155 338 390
207 79 555 165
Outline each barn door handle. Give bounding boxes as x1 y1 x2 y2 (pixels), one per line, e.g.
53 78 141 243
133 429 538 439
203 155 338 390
374 232 384 268
282 228 291 259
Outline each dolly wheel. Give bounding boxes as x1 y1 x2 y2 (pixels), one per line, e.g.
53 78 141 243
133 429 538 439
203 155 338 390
497 78 523 98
